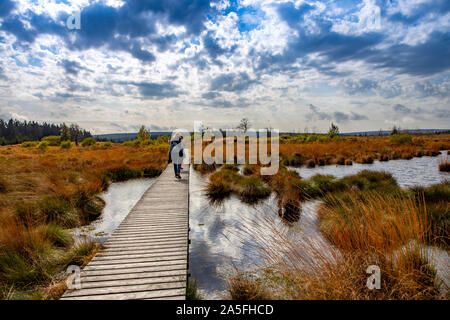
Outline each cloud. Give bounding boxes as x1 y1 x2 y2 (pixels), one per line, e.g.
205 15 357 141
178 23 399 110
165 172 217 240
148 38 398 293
414 81 450 98
367 31 450 76
129 82 182 99
342 78 378 95
386 0 450 25
59 59 87 76
0 66 6 80
307 104 368 123
306 104 332 121
210 72 259 92
202 31 228 60
202 91 221 100
0 0 449 133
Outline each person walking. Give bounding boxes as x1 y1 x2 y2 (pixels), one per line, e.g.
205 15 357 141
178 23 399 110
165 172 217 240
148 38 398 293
168 133 185 179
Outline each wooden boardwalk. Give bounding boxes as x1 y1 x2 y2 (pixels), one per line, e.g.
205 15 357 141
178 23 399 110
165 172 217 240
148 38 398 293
62 164 190 300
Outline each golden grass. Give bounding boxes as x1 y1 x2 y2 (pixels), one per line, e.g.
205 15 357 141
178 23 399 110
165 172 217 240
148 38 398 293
279 134 450 165
0 142 168 299
226 192 446 300
0 143 167 218
319 192 429 251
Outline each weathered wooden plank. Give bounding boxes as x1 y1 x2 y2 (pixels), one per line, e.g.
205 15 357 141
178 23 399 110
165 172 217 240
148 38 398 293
102 236 187 245
61 287 186 300
111 227 187 234
81 264 187 277
83 259 187 272
108 230 188 237
80 269 187 283
88 254 187 266
77 275 187 290
101 242 187 251
94 250 188 261
102 242 188 251
64 281 186 298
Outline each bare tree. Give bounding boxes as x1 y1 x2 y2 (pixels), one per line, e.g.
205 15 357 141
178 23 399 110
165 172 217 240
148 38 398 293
236 118 250 133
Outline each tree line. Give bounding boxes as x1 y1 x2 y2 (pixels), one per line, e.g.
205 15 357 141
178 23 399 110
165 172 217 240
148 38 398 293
0 119 92 145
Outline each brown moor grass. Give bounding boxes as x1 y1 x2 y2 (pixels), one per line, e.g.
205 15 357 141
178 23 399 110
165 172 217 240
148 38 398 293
0 142 168 299
227 192 445 300
279 134 450 165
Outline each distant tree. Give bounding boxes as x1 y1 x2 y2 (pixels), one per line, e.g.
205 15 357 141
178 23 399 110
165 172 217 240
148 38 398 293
137 125 151 141
236 118 250 133
70 124 83 145
328 122 339 138
391 126 400 135
60 123 70 141
81 137 96 147
0 118 92 145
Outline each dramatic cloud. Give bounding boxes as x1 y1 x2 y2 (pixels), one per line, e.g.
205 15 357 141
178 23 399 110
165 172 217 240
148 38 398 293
210 72 259 92
130 82 182 99
0 0 448 133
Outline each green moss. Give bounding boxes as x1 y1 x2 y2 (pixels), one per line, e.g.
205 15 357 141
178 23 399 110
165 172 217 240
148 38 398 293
341 170 399 194
38 197 79 227
72 189 105 222
238 176 272 203
186 278 203 300
37 223 74 248
106 166 143 182
207 166 271 203
142 166 162 178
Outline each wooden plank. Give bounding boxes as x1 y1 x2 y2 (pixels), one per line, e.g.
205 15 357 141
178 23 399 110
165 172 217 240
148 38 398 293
88 254 187 266
102 242 188 251
80 269 187 283
77 275 187 290
94 250 188 261
108 231 188 239
66 279 186 297
81 264 187 277
61 288 186 300
111 227 187 234
101 242 187 250
102 236 187 245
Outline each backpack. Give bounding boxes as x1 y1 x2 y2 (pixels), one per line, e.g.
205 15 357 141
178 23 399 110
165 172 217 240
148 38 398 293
168 140 183 163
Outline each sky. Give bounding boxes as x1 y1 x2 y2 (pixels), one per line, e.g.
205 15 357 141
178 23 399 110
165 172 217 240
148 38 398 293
0 0 449 134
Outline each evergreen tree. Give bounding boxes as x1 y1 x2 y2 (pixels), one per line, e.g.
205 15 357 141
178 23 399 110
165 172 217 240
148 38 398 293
60 123 70 141
328 122 339 138
0 118 91 145
70 124 82 145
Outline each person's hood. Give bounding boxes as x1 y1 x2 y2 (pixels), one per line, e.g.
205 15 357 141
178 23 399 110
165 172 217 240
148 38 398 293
170 135 182 142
